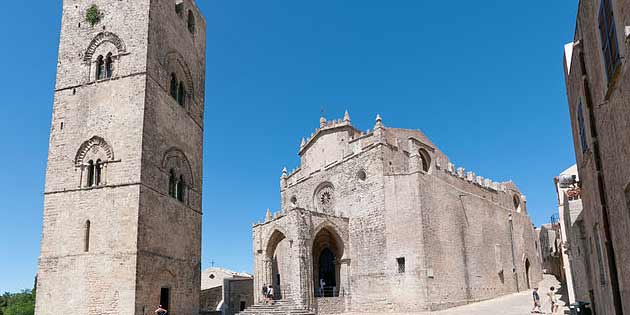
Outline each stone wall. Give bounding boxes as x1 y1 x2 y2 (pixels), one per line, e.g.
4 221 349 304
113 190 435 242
564 1 630 313
36 1 206 315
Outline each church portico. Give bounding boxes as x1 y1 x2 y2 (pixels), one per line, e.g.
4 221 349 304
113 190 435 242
253 208 350 310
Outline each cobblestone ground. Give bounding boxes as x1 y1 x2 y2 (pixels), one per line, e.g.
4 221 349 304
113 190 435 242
343 275 570 315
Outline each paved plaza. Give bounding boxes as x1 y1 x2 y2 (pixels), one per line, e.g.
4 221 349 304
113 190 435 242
343 275 569 315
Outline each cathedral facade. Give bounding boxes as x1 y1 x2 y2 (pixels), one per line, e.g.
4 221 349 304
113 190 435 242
252 113 542 313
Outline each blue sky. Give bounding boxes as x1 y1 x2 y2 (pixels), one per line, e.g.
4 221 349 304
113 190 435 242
0 1 578 292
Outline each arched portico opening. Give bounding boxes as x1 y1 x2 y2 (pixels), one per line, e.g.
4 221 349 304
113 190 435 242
312 227 344 297
525 258 531 289
265 230 289 299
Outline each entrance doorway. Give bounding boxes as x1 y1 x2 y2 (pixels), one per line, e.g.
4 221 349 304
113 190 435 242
312 227 343 297
525 259 531 289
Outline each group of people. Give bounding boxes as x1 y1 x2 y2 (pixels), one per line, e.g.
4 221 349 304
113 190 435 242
261 284 275 304
531 287 560 314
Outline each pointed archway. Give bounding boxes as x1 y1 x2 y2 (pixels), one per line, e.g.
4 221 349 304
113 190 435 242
312 226 344 297
265 230 288 299
525 258 531 289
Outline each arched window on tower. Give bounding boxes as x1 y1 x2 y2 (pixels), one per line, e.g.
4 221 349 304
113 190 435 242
87 160 95 187
84 220 91 252
105 53 113 78
177 82 186 106
96 55 105 80
169 169 177 198
187 10 196 34
170 73 178 100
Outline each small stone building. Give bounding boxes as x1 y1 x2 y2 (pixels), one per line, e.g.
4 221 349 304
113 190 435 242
200 268 254 315
252 112 542 313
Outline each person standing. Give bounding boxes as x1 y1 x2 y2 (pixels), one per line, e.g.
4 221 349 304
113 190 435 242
547 286 559 314
531 287 542 313
267 285 275 305
262 284 268 304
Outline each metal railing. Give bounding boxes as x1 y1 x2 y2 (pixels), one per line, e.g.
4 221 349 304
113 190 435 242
314 287 347 298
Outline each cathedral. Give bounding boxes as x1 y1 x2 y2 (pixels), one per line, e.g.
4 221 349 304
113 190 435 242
251 112 542 313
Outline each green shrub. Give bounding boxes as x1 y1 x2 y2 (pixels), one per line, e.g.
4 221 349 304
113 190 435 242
85 5 103 27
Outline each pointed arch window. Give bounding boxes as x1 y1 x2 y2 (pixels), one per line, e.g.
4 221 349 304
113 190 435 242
96 55 105 80
105 53 113 78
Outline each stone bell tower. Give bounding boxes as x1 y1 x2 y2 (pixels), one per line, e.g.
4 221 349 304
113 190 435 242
36 1 206 314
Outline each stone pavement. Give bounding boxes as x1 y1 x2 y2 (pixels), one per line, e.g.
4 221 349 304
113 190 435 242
342 274 569 315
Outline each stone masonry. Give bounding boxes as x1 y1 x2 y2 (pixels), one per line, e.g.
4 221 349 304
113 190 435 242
251 112 542 314
35 1 206 314
563 0 630 313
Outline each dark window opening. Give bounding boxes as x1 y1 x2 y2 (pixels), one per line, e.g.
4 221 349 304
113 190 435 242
177 82 186 106
105 53 113 78
175 2 184 16
169 169 177 198
177 175 185 202
160 287 171 312
87 160 95 187
397 257 405 273
94 159 102 186
84 220 91 252
170 73 178 99
96 55 105 80
598 0 620 81
187 10 196 34
419 149 431 172
577 98 588 153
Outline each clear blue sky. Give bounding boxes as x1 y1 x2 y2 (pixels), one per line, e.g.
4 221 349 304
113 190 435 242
0 1 578 292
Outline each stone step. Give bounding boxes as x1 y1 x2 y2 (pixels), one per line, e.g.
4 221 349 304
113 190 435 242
237 299 315 315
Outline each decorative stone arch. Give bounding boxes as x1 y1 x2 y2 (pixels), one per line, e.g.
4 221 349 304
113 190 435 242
265 228 289 259
310 223 345 297
75 136 115 165
313 181 335 214
75 136 114 188
164 50 195 105
84 32 126 63
263 227 291 299
310 221 347 260
162 148 194 204
162 147 194 188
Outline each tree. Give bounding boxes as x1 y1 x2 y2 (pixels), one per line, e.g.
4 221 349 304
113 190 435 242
0 290 34 315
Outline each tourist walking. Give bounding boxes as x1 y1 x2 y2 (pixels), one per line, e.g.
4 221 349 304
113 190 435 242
267 285 275 305
154 305 168 315
547 286 559 314
531 287 542 313
262 284 268 304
